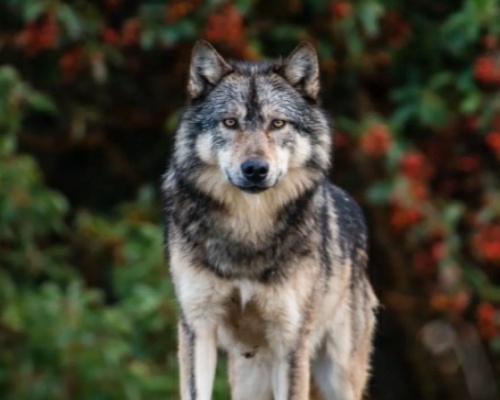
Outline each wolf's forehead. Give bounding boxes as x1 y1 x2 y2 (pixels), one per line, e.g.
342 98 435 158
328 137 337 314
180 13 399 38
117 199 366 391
218 74 302 116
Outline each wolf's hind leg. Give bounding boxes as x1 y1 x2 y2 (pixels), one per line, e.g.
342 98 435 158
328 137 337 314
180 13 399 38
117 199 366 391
271 344 311 400
312 342 356 400
312 288 377 400
228 351 273 400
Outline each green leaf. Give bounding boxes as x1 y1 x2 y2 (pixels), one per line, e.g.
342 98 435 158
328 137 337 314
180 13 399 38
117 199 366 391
358 0 384 37
386 140 405 170
441 12 470 54
391 85 419 102
270 25 307 41
490 337 500 353
460 90 481 114
0 65 20 86
26 93 58 114
307 0 328 15
391 104 417 129
141 29 157 50
418 91 450 128
482 285 500 303
235 0 254 14
457 69 475 92
335 117 360 136
429 72 453 90
58 4 84 38
159 20 197 45
0 135 16 155
23 0 45 21
442 203 465 227
366 181 393 205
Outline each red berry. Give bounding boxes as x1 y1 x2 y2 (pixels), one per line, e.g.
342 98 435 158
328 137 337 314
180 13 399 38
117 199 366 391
473 224 500 263
360 124 391 156
102 28 120 46
474 56 500 84
331 2 352 18
486 131 500 158
400 152 433 180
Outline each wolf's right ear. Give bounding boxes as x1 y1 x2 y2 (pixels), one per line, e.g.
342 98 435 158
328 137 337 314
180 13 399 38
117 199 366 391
281 42 320 101
188 41 232 99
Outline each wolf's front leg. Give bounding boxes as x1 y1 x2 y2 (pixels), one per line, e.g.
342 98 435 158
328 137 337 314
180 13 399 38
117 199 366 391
178 318 217 400
272 336 311 400
170 244 229 400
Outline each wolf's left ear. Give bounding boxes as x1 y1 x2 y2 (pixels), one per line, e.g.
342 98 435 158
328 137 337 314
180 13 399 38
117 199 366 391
188 40 232 99
281 42 320 101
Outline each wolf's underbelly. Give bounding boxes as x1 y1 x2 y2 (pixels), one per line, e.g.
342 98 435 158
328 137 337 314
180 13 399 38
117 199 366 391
217 291 273 356
214 276 337 359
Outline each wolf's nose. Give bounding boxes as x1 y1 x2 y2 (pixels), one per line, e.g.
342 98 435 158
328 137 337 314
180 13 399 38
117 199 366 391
241 158 269 183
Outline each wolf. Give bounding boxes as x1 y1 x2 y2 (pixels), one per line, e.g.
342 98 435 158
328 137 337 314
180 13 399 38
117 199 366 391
162 40 378 400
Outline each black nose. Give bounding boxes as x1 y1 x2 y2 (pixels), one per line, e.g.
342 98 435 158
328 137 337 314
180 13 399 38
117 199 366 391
241 158 269 183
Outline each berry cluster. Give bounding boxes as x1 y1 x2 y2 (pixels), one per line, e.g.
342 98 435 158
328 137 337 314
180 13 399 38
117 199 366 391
204 4 247 57
15 14 59 56
474 56 500 84
360 124 392 157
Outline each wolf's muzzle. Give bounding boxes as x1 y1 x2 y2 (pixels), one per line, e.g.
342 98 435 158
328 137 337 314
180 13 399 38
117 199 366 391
241 158 269 184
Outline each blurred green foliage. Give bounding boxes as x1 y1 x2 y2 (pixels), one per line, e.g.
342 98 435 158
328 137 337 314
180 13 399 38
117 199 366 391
1 0 500 399
0 68 178 397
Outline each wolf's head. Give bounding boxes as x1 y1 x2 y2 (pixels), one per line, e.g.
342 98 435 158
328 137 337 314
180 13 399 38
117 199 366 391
173 41 331 202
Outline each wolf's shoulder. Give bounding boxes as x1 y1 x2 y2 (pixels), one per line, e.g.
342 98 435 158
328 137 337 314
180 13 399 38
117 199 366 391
327 184 366 229
324 183 368 261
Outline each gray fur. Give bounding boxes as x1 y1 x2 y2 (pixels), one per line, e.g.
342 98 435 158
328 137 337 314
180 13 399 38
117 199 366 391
163 41 378 400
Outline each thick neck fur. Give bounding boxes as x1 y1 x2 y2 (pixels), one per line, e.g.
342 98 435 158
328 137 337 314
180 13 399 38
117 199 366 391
191 164 323 238
164 165 326 282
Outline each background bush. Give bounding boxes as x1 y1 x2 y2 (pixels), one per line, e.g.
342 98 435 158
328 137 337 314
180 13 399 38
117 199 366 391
1 0 499 399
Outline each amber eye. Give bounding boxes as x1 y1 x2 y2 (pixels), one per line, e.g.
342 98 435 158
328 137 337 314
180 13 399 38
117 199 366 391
271 119 286 129
222 118 238 128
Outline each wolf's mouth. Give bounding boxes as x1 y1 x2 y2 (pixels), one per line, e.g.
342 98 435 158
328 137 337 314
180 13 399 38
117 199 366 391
225 172 271 194
239 185 269 194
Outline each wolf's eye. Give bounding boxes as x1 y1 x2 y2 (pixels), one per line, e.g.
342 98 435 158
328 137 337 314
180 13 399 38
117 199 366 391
271 119 286 129
222 118 238 129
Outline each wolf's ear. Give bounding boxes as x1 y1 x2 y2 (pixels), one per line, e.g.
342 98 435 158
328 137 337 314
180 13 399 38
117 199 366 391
281 42 320 101
188 40 232 99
